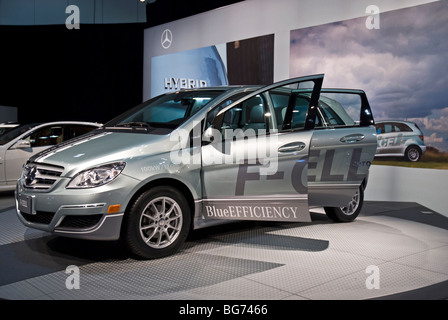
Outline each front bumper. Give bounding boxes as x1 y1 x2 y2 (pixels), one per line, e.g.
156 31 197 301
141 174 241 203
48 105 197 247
15 174 138 240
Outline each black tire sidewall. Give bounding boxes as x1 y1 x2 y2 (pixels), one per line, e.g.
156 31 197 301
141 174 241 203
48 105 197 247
405 145 422 162
324 186 364 222
123 186 191 259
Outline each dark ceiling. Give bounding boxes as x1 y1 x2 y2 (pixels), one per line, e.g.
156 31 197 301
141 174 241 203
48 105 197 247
0 0 247 124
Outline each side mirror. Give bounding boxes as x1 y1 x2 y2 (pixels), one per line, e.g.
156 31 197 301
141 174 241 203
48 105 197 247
12 139 31 149
202 126 215 145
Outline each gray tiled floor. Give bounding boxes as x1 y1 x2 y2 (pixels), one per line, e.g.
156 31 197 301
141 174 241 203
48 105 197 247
0 191 447 300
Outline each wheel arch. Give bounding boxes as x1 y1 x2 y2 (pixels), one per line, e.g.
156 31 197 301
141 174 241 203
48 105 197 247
404 144 422 161
405 143 422 152
124 177 196 228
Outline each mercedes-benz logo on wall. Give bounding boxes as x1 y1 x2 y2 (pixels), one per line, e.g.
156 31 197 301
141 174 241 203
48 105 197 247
161 29 173 49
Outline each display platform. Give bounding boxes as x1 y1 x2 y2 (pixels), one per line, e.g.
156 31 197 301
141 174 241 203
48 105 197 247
0 191 447 300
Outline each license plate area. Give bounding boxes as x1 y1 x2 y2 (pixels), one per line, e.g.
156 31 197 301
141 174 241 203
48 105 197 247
18 194 33 215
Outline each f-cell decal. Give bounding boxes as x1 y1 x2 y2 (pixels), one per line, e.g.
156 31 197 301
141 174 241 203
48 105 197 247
235 148 369 196
377 134 404 147
309 148 369 182
235 157 307 196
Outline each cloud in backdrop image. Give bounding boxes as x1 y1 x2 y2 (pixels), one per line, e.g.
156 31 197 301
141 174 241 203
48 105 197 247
290 1 448 168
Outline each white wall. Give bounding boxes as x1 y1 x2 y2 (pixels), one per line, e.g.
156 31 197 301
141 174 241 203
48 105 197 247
143 0 439 100
366 165 448 217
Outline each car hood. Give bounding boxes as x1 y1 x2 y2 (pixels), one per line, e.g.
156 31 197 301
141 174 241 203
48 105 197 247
30 130 177 177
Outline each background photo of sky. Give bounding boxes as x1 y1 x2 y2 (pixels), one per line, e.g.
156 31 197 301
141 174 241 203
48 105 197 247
290 1 448 152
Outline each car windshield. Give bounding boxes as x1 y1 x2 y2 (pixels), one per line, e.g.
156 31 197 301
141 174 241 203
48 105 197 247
0 123 37 146
106 90 225 130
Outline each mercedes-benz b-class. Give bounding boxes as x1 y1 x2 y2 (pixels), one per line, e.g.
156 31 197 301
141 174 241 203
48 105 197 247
15 75 377 259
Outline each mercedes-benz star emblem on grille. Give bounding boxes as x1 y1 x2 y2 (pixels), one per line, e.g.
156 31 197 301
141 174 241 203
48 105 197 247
25 166 37 186
161 29 173 49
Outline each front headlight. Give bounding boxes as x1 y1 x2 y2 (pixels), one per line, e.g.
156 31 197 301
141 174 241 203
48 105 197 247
66 162 126 189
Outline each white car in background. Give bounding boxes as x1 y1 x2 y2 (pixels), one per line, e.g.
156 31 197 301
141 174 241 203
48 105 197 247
0 121 102 191
375 120 426 162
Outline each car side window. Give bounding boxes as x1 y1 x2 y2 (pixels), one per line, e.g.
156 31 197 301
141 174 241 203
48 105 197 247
291 96 310 129
384 124 393 133
270 93 289 129
24 125 64 147
317 93 360 127
206 92 249 129
394 123 412 132
375 123 385 134
209 78 324 135
220 95 272 136
271 93 323 130
392 124 400 132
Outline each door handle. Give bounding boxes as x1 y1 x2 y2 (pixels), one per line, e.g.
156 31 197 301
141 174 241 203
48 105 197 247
340 134 365 143
278 142 306 153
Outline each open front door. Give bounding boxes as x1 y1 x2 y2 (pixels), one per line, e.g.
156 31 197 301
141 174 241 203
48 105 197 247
200 74 323 222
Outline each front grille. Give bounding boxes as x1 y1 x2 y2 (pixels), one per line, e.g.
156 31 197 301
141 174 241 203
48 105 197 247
23 163 64 190
21 210 55 225
58 215 103 229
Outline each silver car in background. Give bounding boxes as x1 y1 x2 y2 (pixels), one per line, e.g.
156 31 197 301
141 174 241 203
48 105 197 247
0 121 102 191
15 75 377 259
375 120 426 162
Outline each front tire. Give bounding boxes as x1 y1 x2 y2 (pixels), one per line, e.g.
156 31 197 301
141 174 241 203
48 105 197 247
324 186 363 222
122 186 191 259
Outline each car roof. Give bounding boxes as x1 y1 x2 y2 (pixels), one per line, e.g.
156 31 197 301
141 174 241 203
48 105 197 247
376 120 417 124
375 121 423 131
163 85 261 95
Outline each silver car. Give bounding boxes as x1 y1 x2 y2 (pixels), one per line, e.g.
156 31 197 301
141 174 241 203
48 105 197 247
15 75 377 259
1 121 102 191
375 120 426 162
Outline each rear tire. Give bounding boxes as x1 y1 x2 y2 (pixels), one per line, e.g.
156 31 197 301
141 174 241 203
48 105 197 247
122 186 191 259
324 186 363 222
405 145 422 162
